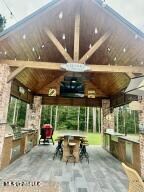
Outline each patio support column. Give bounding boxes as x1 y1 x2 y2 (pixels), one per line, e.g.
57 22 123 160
138 100 144 179
0 64 11 168
101 99 114 134
25 96 42 130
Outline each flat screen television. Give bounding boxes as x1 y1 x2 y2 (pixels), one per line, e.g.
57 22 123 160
60 76 84 98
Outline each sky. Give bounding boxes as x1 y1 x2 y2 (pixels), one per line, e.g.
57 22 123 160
0 0 144 32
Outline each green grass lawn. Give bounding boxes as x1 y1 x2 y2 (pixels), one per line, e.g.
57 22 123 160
53 131 102 145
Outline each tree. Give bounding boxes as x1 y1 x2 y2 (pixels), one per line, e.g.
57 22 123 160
0 14 6 32
93 107 96 133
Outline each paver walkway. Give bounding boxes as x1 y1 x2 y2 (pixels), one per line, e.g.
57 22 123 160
0 145 128 192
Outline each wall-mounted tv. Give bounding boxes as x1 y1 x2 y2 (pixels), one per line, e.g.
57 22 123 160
60 76 84 98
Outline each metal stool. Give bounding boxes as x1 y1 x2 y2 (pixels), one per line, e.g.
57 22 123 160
80 142 89 163
66 142 76 165
53 137 63 160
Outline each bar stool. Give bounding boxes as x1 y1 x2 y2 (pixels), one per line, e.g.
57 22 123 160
66 142 76 165
53 137 64 160
80 142 89 163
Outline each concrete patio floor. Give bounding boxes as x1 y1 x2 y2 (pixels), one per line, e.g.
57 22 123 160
0 145 128 192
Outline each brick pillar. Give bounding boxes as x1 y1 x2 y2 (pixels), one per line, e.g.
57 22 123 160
0 64 11 168
25 96 42 129
101 99 114 134
138 99 144 179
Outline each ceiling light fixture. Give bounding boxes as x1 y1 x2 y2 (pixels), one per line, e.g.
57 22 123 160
107 47 111 52
114 57 117 61
89 44 92 49
62 34 66 40
22 34 26 39
140 61 144 65
32 47 35 52
135 34 138 39
59 11 63 19
123 48 126 53
4 51 7 55
94 27 98 34
61 63 90 72
41 44 45 48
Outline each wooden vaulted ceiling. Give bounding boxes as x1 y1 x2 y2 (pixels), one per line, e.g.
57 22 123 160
0 0 144 101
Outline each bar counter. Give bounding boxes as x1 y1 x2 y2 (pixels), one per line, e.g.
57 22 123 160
104 132 140 174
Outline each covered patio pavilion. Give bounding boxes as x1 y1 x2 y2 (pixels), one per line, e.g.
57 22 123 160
0 0 144 190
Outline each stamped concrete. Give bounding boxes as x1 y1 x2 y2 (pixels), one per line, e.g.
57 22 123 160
0 145 128 192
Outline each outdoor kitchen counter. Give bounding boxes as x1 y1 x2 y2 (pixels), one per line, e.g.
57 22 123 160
104 132 140 174
1 130 38 170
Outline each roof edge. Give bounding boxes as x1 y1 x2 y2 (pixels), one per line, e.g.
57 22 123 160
0 0 61 38
95 0 144 38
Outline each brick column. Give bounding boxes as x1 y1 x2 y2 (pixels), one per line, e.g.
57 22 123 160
0 64 11 168
25 96 42 129
138 99 144 179
101 99 114 134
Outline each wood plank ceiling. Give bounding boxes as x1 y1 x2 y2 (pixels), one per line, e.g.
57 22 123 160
0 0 143 99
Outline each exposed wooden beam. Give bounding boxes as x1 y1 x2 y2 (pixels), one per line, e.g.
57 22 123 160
3 60 62 69
79 32 110 63
74 14 80 62
45 29 73 63
7 65 26 82
2 60 144 74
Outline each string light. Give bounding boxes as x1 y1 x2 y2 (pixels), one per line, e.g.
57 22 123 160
1 0 17 21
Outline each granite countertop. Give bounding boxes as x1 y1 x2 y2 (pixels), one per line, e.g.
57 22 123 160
105 132 139 143
119 135 139 144
105 132 124 136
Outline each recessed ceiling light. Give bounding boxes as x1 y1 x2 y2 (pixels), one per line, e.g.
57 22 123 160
22 34 26 39
41 44 45 48
94 27 98 34
123 48 126 53
4 51 7 55
62 33 66 40
32 47 35 52
89 44 92 49
59 11 63 19
114 57 117 61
